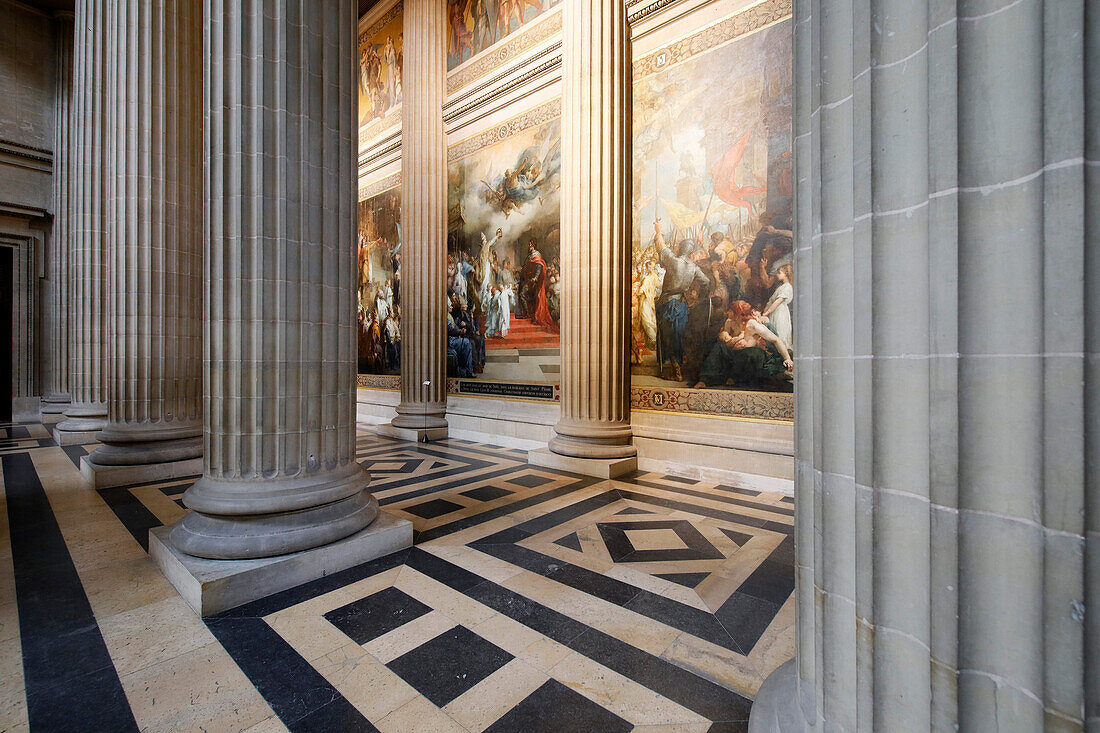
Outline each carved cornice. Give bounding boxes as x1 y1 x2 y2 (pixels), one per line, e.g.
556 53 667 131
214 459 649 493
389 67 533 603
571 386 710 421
633 0 792 79
448 97 560 162
443 48 561 125
358 1 401 44
0 139 53 173
627 0 685 24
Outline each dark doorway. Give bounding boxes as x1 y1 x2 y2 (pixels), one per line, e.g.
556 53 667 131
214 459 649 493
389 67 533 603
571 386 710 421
0 246 12 422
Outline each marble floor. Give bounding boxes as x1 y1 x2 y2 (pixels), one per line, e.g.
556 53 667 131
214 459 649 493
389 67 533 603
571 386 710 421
0 420 794 732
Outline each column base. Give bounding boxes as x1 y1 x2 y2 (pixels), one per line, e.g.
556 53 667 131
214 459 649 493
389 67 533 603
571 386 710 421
746 659 812 733
53 426 103 445
80 454 203 489
41 402 69 416
529 447 638 479
149 511 413 616
41 392 71 415
378 424 449 443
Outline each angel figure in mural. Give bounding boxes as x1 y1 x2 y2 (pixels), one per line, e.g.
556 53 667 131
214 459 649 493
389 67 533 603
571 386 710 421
480 136 561 217
634 80 707 161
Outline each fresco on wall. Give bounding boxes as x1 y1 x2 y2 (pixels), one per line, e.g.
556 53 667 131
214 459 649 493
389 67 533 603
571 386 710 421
358 5 402 128
358 188 402 376
446 0 561 70
631 17 793 402
446 114 562 382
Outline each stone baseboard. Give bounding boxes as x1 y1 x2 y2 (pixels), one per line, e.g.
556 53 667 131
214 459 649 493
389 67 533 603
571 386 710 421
149 511 414 617
80 455 203 488
377 424 449 443
528 447 637 479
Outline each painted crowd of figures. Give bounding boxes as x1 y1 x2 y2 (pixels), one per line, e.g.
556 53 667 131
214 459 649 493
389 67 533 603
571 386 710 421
631 213 794 392
446 228 559 377
447 0 559 68
358 195 402 375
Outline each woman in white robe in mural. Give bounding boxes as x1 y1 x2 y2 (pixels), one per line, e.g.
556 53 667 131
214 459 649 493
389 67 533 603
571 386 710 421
485 287 504 338
638 260 662 347
761 264 793 350
499 284 513 337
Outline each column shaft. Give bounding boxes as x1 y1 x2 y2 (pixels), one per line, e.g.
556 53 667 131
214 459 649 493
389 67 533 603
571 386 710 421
57 0 111 435
171 0 375 560
548 0 634 460
88 0 203 468
750 0 1098 729
43 11 74 412
392 0 448 432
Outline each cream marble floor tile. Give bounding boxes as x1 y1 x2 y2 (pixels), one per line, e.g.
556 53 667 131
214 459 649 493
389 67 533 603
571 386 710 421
0 688 29 733
265 607 357 664
442 658 548 731
241 714 291 733
363 609 456 664
78 553 175 618
0 636 26 713
394 569 496 629
420 543 525 585
549 650 710 727
516 635 573 673
0 601 17 645
120 641 275 733
470 611 547 658
630 723 712 732
335 565 404 603
129 485 189 526
312 642 419 723
376 694 468 733
97 595 216 677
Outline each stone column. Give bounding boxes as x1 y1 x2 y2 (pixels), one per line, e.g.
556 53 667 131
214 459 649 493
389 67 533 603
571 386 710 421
42 11 74 416
55 0 110 444
81 0 203 487
534 0 636 478
387 0 448 441
748 0 1099 730
167 0 378 560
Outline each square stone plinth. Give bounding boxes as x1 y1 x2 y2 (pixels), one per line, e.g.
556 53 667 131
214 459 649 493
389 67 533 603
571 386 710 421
378 424 449 443
149 511 413 617
80 455 203 488
528 447 638 479
53 428 101 446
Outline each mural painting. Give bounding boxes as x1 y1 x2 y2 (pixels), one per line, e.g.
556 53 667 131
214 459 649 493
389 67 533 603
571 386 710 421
446 114 562 382
358 187 402 376
631 17 794 400
446 0 561 70
358 5 403 128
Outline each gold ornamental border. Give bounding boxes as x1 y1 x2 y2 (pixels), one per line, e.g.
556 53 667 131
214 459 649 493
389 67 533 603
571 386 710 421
448 97 561 162
359 174 401 202
633 0 792 81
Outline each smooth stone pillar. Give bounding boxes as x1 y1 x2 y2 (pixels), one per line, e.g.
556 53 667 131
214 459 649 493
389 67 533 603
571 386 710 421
543 0 636 475
749 0 1098 729
387 0 448 441
84 0 203 487
42 11 74 416
55 0 110 443
168 0 380 561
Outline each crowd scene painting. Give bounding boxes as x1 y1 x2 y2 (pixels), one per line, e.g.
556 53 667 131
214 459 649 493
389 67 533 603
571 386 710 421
447 0 560 70
446 117 562 380
358 189 403 376
631 19 794 394
358 9 402 127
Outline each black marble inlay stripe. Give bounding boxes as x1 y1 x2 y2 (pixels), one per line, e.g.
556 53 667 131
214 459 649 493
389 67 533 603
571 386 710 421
406 548 752 722
205 617 377 732
61 444 88 468
473 542 744 654
414 476 602 543
97 487 164 551
484 679 632 733
2 452 139 732
614 489 794 535
630 478 794 517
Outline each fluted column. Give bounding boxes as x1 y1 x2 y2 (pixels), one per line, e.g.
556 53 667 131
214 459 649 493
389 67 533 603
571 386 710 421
55 0 110 440
84 0 203 473
170 0 376 560
547 0 634 462
749 0 1098 730
390 0 448 436
42 11 75 415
